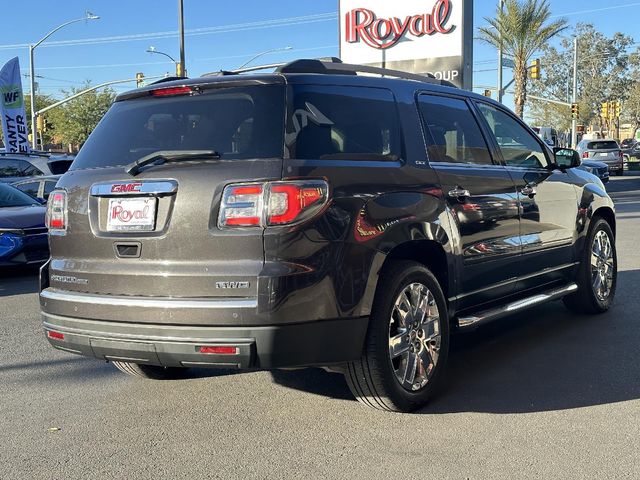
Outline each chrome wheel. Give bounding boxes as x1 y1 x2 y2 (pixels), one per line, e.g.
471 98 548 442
388 283 441 392
591 230 615 301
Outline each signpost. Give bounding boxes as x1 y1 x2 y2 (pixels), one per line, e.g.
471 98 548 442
339 0 474 89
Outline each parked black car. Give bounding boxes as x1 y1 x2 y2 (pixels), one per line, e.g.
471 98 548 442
0 183 48 266
41 59 617 412
577 159 609 183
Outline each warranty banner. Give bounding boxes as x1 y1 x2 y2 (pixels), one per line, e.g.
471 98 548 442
0 57 30 153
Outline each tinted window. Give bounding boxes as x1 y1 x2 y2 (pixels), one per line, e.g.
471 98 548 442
0 159 25 177
587 141 619 150
476 103 549 168
15 182 40 198
72 85 285 170
419 95 492 165
21 162 43 176
287 86 401 160
43 180 57 200
0 183 39 207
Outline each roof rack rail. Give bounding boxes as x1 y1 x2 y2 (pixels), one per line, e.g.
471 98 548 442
201 57 456 88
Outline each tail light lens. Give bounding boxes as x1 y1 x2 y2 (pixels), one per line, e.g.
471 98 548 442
219 180 329 228
582 151 589 158
46 190 67 232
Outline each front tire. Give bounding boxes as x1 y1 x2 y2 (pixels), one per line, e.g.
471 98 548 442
345 261 450 412
563 217 617 314
112 361 189 380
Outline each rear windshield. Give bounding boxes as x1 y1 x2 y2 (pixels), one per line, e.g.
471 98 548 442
71 85 285 170
587 141 618 150
0 182 40 207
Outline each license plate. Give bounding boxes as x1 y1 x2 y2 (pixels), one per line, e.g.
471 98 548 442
599 152 610 157
107 197 157 232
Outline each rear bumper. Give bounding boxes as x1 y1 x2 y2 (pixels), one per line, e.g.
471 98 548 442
42 311 368 369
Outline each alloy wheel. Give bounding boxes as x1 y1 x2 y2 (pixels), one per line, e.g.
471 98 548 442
591 230 615 301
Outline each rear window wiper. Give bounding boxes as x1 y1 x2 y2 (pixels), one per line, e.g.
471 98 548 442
125 150 221 176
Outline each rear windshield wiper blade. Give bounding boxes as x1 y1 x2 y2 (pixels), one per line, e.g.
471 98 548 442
125 150 221 176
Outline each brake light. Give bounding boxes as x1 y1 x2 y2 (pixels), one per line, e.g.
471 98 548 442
218 180 329 228
219 184 264 226
46 191 67 232
46 331 64 340
582 151 589 158
150 86 192 97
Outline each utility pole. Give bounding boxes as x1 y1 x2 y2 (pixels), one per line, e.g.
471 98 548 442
178 0 186 77
571 37 578 149
497 0 505 103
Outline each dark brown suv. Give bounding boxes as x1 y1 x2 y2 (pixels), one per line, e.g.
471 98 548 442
41 60 617 412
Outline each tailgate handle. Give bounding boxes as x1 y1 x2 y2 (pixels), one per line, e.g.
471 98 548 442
114 242 141 258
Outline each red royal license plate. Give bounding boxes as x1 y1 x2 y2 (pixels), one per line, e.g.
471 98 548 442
107 197 157 231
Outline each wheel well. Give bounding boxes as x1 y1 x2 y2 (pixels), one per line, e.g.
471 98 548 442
593 207 616 236
382 241 449 299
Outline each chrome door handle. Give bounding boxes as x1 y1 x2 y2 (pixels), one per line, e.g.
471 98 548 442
448 187 471 199
520 185 537 197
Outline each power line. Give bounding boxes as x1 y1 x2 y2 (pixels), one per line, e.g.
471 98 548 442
551 2 640 18
0 12 338 51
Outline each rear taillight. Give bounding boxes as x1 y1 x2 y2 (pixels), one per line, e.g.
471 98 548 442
218 180 329 228
582 152 589 158
46 191 67 232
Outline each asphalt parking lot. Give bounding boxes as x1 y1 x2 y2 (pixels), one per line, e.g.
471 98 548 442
1 174 639 480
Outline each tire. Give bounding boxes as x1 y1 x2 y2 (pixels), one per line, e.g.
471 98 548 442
112 361 189 380
563 217 617 314
345 261 450 412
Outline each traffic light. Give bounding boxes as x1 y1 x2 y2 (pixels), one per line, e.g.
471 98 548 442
136 72 144 87
483 89 492 98
36 116 44 132
530 59 541 80
601 102 609 118
614 100 621 118
571 103 579 119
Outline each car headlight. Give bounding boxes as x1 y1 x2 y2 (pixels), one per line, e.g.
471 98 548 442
0 231 24 259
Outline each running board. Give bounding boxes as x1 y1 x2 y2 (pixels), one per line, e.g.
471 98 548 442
456 283 578 331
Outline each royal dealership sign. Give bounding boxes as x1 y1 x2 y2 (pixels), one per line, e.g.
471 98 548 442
339 0 473 89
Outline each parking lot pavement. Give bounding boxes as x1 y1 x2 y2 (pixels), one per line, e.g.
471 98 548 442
1 174 639 480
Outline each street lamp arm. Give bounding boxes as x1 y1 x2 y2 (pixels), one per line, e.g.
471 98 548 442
32 17 95 49
147 49 177 63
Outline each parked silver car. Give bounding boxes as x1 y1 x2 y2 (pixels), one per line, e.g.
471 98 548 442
576 139 623 176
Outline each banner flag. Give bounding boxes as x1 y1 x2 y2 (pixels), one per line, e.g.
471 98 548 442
0 57 30 153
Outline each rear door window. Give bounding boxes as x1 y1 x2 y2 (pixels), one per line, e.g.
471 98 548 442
587 141 619 150
15 181 40 198
0 159 25 177
287 85 401 161
71 84 285 170
43 180 57 200
418 95 493 165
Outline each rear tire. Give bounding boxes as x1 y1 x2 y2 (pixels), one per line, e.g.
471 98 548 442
563 217 617 314
112 361 189 380
345 261 449 412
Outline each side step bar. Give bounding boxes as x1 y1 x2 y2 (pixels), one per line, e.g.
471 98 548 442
456 283 578 331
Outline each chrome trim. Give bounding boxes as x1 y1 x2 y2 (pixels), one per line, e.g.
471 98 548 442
90 180 178 197
456 283 578 330
40 288 257 309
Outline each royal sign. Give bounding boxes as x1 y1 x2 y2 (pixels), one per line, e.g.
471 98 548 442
344 0 454 50
339 0 473 89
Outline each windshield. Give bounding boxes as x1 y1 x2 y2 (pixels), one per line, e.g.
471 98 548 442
71 85 285 170
0 182 40 207
587 141 619 150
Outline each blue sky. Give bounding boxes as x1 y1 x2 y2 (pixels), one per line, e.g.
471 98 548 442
2 0 640 112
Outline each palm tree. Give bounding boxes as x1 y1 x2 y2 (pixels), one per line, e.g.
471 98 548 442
478 0 568 118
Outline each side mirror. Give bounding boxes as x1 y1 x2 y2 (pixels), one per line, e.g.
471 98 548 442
553 148 581 169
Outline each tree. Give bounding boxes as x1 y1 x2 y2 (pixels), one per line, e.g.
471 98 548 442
528 24 637 130
478 0 568 118
622 81 640 139
51 82 116 148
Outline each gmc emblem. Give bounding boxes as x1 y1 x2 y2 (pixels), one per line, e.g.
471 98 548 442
111 183 142 193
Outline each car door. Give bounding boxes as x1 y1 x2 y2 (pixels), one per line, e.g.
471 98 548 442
474 101 578 290
418 94 521 310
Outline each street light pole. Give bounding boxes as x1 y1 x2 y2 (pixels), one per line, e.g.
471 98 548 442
29 12 100 149
237 46 293 70
497 0 505 103
571 37 578 149
178 0 186 77
146 47 180 76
